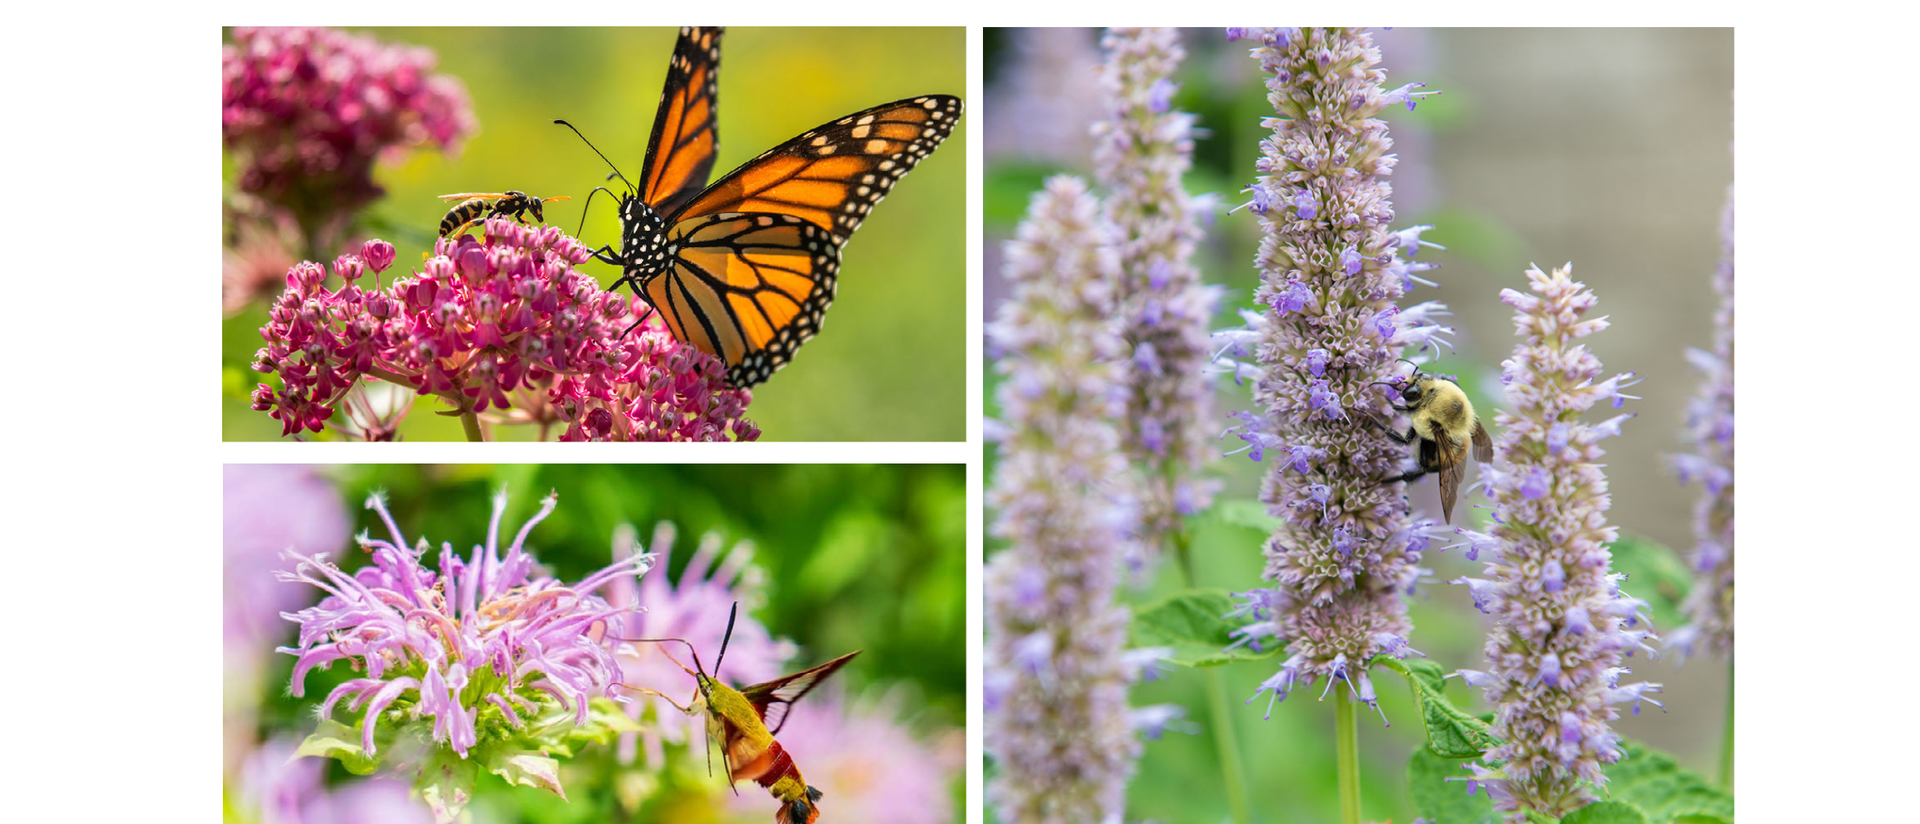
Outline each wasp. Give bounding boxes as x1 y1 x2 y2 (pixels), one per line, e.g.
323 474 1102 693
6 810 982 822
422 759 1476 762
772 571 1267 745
436 191 572 238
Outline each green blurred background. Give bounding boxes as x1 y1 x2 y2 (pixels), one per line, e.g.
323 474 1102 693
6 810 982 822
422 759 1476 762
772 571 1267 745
234 463 965 822
984 28 1733 823
221 27 966 441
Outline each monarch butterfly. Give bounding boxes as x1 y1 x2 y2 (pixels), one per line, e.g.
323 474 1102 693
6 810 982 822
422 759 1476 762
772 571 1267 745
566 27 962 388
436 191 571 238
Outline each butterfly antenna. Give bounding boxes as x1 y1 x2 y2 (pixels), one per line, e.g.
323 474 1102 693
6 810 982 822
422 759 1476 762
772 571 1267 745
554 119 635 194
575 185 620 237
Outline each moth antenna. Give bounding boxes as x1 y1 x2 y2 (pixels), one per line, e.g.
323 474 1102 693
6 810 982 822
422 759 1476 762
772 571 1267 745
713 602 739 680
554 120 635 194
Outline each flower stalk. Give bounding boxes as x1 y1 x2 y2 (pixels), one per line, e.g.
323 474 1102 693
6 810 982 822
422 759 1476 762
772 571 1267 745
1454 264 1662 821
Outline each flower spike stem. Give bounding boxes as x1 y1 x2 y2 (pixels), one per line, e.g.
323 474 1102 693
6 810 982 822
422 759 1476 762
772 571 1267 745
1208 668 1252 824
460 408 484 442
1171 529 1251 824
1719 658 1734 789
1335 688 1362 824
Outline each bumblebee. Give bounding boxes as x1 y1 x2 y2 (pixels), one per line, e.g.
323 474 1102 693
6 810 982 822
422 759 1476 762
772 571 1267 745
1370 367 1493 524
437 191 571 238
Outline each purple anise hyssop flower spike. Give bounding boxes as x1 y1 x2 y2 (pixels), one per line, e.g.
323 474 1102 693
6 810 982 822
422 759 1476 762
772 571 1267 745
1092 27 1222 561
1455 264 1662 821
1667 181 1735 662
251 224 758 441
985 176 1144 824
276 491 656 823
1219 27 1444 722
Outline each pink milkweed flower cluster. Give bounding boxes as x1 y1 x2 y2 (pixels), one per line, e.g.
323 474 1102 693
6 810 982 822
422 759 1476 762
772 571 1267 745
1667 183 1735 662
276 491 654 821
222 27 475 238
985 176 1143 824
1452 264 1662 821
604 522 797 768
1092 26 1223 563
250 221 759 441
1220 27 1445 720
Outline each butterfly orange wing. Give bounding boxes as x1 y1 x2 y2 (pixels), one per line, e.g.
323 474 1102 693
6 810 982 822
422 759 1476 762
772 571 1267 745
671 95 962 243
639 27 723 217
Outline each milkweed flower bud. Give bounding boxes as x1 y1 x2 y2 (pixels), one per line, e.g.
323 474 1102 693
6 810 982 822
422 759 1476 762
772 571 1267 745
1667 182 1735 662
1221 27 1444 720
1093 27 1223 559
985 176 1142 823
1462 264 1662 820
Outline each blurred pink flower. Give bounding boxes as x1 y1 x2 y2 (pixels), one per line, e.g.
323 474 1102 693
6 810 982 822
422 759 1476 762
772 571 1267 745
223 27 475 239
224 465 348 775
725 691 961 824
233 736 433 824
606 523 797 767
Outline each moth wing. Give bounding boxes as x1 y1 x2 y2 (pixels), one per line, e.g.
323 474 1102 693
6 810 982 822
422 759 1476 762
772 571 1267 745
739 650 861 734
1471 419 1494 463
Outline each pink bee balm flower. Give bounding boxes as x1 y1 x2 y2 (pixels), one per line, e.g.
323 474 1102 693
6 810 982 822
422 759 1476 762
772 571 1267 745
276 490 656 822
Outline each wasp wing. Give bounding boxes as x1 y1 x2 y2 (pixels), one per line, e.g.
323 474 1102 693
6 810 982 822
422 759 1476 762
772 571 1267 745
738 650 860 735
640 27 723 218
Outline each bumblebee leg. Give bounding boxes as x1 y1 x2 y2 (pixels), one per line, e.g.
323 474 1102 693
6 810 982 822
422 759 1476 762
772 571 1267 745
1380 467 1428 486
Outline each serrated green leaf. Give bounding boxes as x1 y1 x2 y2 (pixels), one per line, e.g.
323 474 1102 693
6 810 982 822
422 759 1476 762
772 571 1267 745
294 719 382 775
1607 535 1692 629
1407 747 1497 824
1377 657 1499 759
1209 498 1282 535
1564 800 1652 824
1603 740 1734 824
1129 589 1280 668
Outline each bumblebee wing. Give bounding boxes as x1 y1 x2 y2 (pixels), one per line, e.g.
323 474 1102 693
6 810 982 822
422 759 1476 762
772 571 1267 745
1438 459 1467 524
1424 419 1467 524
1471 419 1493 463
738 650 860 734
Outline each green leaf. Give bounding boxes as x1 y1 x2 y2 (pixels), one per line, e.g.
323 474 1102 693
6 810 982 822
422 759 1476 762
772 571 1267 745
1406 747 1497 824
1129 589 1280 668
1564 800 1652 824
1208 498 1282 535
1377 657 1499 759
419 751 480 824
1603 740 1734 824
294 719 382 775
1607 534 1693 629
488 750 565 796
